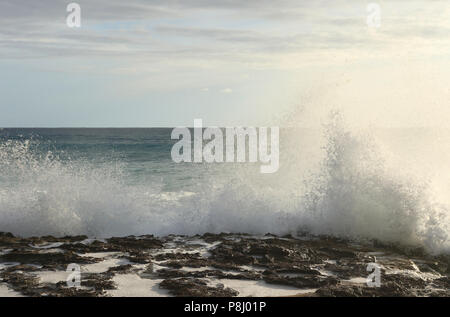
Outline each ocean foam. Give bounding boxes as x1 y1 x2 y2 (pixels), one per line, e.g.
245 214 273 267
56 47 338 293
0 116 449 255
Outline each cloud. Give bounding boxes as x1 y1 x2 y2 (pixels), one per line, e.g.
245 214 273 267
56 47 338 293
0 0 449 69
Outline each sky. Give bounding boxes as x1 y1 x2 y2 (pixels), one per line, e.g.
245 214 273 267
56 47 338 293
0 0 449 127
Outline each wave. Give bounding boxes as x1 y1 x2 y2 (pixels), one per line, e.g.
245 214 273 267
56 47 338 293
299 113 449 254
0 114 448 255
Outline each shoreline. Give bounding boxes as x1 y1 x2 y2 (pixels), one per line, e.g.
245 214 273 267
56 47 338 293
0 232 448 297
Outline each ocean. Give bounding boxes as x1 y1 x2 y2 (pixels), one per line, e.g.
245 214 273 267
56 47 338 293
0 125 449 255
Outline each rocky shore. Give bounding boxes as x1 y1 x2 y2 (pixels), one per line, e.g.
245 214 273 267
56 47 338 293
0 232 448 297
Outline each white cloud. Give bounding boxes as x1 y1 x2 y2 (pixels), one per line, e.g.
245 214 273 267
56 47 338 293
1 0 449 65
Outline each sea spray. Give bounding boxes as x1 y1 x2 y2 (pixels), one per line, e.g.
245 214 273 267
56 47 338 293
0 119 448 255
298 113 449 253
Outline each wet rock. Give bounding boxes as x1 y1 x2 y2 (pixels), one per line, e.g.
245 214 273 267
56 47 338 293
79 273 117 291
432 276 450 287
266 266 321 276
322 261 375 280
122 251 151 264
200 232 247 243
159 257 214 269
164 261 184 269
154 252 202 262
0 250 99 269
1 232 448 297
45 286 103 297
0 232 14 238
3 264 43 272
60 240 120 253
210 261 243 271
263 271 338 289
28 235 88 245
315 273 434 297
159 278 239 297
414 262 440 274
0 232 26 247
0 271 40 295
249 244 290 262
106 236 163 251
378 257 417 271
317 247 359 259
107 264 135 275
382 274 427 293
157 268 261 281
315 284 373 297
433 255 449 273
210 247 254 265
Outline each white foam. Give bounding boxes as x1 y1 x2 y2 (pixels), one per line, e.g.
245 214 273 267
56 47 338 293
36 270 68 284
81 258 131 274
106 274 170 297
0 118 449 255
0 262 20 270
209 279 315 297
0 283 22 297
30 242 64 249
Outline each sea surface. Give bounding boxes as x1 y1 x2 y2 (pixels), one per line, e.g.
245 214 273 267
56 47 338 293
0 126 449 255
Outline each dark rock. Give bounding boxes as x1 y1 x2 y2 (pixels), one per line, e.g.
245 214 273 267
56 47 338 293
106 236 163 251
122 251 151 264
317 247 359 259
0 232 14 238
60 240 121 253
1 232 448 297
156 268 261 281
28 235 88 244
432 276 450 289
107 264 135 275
0 250 99 269
154 252 202 262
0 271 40 295
263 271 338 289
315 273 434 297
79 273 117 291
159 278 239 297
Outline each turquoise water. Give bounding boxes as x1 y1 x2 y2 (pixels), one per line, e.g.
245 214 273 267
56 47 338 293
0 128 223 191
